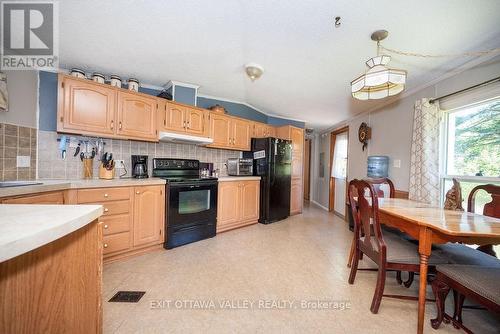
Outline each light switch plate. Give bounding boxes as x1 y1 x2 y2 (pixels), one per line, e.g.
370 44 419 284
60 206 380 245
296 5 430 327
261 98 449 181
17 156 31 168
393 159 401 168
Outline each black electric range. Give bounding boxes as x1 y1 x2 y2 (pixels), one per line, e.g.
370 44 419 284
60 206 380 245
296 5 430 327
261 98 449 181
152 158 218 249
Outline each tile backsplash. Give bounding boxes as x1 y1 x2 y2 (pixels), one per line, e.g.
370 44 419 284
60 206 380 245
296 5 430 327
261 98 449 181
38 130 240 179
0 123 37 181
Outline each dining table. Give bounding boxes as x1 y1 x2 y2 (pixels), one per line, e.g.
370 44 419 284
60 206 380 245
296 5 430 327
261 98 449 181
376 198 500 334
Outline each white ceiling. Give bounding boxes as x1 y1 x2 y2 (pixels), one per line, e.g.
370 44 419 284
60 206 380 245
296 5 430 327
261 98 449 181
58 0 500 129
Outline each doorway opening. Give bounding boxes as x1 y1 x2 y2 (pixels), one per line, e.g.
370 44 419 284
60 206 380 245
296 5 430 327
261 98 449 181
329 127 349 218
303 138 312 201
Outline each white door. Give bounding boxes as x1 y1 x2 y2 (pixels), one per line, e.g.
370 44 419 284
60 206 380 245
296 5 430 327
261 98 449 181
332 132 348 217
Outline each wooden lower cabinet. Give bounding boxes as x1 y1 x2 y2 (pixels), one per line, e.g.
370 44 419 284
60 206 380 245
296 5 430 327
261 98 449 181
133 185 164 247
76 185 165 262
290 178 303 215
217 180 260 233
0 220 102 334
1 190 65 204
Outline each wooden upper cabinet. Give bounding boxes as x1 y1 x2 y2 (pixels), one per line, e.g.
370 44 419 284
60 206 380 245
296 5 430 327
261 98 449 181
232 118 251 150
185 108 207 136
252 122 275 138
253 122 266 138
208 113 232 148
58 75 115 136
266 125 276 138
133 185 164 247
164 102 186 133
290 127 304 155
117 91 157 141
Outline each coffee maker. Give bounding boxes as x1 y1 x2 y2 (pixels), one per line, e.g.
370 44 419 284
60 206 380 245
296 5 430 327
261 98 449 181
131 155 148 178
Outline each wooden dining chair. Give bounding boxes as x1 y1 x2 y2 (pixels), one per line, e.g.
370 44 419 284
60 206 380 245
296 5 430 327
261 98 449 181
347 178 395 268
468 184 500 257
348 179 449 314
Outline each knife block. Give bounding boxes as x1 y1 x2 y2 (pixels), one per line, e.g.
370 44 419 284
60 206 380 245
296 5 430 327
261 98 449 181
99 164 115 180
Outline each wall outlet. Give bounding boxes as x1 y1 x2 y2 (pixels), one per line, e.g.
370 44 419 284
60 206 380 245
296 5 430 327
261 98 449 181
17 156 31 168
114 160 125 168
393 159 401 168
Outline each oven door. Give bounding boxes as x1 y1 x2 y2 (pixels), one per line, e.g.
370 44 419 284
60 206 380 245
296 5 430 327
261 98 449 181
168 180 217 227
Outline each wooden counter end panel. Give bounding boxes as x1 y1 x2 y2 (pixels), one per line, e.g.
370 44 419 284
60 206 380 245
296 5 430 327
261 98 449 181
0 220 102 334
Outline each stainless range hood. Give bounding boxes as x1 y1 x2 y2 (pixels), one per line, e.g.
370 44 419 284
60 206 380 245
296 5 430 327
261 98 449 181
158 131 214 145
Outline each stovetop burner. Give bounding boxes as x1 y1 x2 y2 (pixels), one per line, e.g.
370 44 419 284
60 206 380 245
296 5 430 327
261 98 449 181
152 158 217 183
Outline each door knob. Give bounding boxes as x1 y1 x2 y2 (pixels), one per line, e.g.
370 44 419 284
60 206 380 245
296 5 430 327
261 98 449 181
104 193 109 197
104 224 109 229
104 243 108 248
136 191 140 194
104 208 109 212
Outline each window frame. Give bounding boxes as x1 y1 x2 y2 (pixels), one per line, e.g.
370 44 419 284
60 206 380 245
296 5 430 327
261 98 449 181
439 97 500 206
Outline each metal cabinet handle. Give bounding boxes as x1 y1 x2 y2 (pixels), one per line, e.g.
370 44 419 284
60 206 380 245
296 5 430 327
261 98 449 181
104 243 108 248
110 121 114 129
104 193 109 198
104 208 109 212
104 224 109 229
136 191 140 194
119 122 122 130
183 121 186 128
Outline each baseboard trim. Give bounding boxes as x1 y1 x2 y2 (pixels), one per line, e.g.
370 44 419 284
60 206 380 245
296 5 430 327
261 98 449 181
310 200 329 211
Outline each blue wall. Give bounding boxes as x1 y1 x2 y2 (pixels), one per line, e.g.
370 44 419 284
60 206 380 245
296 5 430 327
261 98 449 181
38 71 304 130
39 71 58 131
174 86 196 105
197 96 268 123
268 115 305 128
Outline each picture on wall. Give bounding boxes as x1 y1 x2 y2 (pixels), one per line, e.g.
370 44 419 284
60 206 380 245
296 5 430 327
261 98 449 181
0 72 8 112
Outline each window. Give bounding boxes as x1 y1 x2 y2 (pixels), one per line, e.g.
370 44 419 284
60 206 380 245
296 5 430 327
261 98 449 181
441 97 500 211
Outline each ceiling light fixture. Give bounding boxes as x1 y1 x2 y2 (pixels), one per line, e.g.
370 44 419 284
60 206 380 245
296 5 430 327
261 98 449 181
245 63 264 81
351 30 407 100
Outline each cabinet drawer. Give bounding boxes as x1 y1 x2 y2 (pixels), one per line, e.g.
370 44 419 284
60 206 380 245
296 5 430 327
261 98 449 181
100 200 130 216
78 187 130 203
100 214 131 235
2 191 64 204
103 232 131 255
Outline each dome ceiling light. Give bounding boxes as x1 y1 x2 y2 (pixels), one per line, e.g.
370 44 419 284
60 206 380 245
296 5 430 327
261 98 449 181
351 30 407 100
245 63 264 82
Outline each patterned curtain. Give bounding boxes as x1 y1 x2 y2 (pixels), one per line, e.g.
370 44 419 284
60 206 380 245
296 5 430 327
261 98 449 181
409 98 441 205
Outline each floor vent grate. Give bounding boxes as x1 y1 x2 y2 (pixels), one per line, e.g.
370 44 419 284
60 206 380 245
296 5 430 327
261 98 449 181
109 291 146 303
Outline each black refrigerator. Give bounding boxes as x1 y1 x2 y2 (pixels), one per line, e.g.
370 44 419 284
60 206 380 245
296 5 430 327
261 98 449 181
246 137 292 224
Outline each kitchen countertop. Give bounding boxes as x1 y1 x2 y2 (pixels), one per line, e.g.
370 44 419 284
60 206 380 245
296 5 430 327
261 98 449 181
0 204 103 262
218 176 261 182
0 178 167 198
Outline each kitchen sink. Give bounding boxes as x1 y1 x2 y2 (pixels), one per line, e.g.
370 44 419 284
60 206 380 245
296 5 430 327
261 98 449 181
0 181 43 188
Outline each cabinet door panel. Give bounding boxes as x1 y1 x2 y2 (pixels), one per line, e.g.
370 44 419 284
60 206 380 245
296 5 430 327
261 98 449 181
240 181 259 222
133 186 164 247
232 119 251 150
117 92 157 141
290 178 303 214
208 114 231 148
60 76 115 135
253 122 266 138
185 108 207 136
165 103 186 133
217 182 240 231
266 125 276 138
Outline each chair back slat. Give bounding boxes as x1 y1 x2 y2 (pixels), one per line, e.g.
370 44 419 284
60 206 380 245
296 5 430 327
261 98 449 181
468 184 500 218
365 178 395 198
